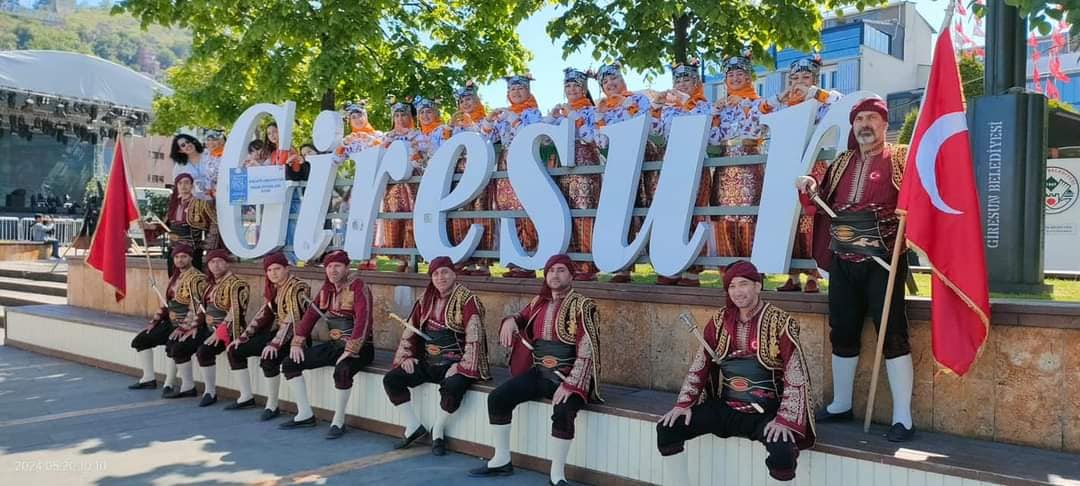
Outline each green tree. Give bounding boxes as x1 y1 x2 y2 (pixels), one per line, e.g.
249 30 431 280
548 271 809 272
898 53 984 144
547 0 887 76
897 109 919 145
114 0 542 135
14 25 32 49
958 53 984 100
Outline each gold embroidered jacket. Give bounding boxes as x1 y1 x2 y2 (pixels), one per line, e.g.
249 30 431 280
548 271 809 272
393 284 491 380
675 303 816 449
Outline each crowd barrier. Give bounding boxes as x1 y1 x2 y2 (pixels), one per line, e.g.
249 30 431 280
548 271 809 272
0 216 19 240
0 216 84 244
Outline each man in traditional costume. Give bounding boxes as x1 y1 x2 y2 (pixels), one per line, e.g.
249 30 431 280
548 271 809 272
194 248 250 407
777 56 842 294
449 82 496 277
652 59 714 286
384 256 490 455
592 62 660 283
128 243 208 398
165 173 216 273
279 250 374 438
545 68 603 281
224 252 311 421
796 98 914 442
656 260 815 483
468 255 601 486
711 49 776 260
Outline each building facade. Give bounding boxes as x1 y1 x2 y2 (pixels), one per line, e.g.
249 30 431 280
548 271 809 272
704 1 935 132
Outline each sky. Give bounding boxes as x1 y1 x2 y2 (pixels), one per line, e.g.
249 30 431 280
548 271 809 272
50 0 952 113
475 0 952 113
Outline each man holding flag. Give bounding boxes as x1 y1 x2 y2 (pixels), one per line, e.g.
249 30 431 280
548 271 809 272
796 97 916 442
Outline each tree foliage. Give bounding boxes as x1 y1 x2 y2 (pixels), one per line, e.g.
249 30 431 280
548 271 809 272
114 0 542 136
958 53 985 100
0 8 192 75
546 0 888 76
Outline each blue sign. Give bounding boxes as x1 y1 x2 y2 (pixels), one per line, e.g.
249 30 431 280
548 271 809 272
229 168 248 205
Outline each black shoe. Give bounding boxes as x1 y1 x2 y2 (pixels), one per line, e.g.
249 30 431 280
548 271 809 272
198 394 217 407
468 462 513 477
279 416 317 429
163 387 197 399
886 422 915 442
128 380 156 390
432 438 446 456
259 408 280 421
326 425 346 440
160 386 174 398
814 407 854 423
224 398 256 410
550 481 571 486
395 425 428 449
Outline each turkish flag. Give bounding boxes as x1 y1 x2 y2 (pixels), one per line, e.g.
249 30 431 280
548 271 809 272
898 29 991 376
87 137 140 302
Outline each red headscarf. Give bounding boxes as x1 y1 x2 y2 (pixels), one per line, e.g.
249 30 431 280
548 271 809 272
322 250 350 267
416 256 458 320
539 254 574 300
206 248 232 263
166 173 195 221
205 248 232 285
847 97 888 150
261 251 290 300
722 260 763 328
318 250 350 292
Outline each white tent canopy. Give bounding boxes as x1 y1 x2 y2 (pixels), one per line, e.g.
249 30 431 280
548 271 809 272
0 50 173 111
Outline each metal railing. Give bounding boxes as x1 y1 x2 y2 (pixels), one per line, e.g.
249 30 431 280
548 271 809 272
0 217 84 244
293 146 837 271
0 216 19 241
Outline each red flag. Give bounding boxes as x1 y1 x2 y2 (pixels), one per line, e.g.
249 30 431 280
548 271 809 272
898 29 990 376
87 137 140 301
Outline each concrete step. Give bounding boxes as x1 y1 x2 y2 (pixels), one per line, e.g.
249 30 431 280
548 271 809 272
0 288 67 308
0 276 67 297
0 267 67 283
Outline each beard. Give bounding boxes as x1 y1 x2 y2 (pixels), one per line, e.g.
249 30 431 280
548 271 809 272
855 129 878 145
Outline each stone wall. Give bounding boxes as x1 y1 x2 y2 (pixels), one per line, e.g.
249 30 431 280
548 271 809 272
0 241 50 261
66 257 1080 453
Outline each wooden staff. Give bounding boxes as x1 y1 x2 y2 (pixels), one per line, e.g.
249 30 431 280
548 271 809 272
863 213 908 433
129 239 167 307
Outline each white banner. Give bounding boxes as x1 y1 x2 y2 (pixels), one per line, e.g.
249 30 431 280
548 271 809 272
229 165 287 205
1045 158 1080 272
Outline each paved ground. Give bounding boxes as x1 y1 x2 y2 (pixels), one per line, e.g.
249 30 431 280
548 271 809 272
0 346 554 486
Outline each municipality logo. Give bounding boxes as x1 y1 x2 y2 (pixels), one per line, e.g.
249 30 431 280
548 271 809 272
1046 166 1078 215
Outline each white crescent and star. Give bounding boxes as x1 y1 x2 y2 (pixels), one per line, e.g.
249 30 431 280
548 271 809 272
913 111 966 215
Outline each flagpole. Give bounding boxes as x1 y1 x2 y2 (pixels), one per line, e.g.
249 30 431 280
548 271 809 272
863 212 908 433
116 128 168 306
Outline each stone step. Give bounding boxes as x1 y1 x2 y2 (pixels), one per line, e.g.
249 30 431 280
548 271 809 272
0 288 67 308
0 276 67 297
0 268 67 284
